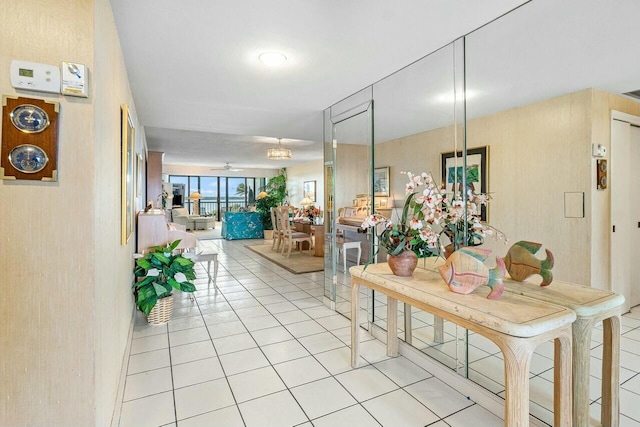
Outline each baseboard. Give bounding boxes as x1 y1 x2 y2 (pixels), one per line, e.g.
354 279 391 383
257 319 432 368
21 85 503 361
368 323 548 427
109 304 136 427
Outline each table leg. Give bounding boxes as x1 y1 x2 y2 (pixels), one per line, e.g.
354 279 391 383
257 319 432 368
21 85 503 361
434 316 444 343
212 255 218 288
571 317 593 427
496 337 535 427
602 315 621 427
404 303 412 344
554 329 572 427
351 282 360 368
206 260 212 287
387 297 398 357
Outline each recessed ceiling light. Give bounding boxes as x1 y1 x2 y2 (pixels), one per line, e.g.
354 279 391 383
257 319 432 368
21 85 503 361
259 52 287 66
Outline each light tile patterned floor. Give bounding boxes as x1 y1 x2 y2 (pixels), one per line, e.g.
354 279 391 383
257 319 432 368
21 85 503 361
118 239 640 427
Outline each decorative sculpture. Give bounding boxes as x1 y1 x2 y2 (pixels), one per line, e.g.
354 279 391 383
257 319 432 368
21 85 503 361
438 247 506 299
502 241 554 286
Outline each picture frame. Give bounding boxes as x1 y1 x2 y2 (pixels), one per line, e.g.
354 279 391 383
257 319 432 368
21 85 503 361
121 104 135 245
441 146 488 221
374 166 390 197
136 153 143 198
303 180 316 202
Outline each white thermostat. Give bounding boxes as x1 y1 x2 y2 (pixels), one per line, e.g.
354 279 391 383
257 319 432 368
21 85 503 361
61 61 88 97
10 60 61 94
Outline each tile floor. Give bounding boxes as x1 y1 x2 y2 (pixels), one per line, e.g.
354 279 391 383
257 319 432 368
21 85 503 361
117 239 640 427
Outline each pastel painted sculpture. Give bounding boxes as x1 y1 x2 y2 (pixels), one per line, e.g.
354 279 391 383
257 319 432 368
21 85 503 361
502 241 554 286
438 247 506 299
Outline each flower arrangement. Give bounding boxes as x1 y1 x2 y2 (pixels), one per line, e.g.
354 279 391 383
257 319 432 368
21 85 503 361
362 171 506 259
294 206 322 223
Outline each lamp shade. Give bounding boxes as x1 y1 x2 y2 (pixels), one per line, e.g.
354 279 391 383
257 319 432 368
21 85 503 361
256 191 269 199
189 192 202 200
300 197 313 206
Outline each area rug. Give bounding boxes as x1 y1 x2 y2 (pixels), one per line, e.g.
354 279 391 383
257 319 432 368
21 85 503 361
246 243 324 274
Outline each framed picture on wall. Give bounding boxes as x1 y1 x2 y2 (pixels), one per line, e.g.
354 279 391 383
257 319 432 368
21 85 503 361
303 180 316 202
374 167 390 197
441 146 488 221
121 104 135 245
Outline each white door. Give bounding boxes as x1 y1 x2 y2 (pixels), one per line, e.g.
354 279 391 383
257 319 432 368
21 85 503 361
611 116 640 312
631 125 640 308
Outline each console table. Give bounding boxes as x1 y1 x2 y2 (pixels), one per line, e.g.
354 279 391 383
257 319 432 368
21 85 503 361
416 260 624 427
349 263 576 427
504 279 623 427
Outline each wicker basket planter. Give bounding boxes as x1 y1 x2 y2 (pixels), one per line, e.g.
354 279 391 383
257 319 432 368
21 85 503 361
147 295 174 324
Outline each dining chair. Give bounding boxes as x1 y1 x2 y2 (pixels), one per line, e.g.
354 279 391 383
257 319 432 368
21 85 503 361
276 206 313 258
270 207 283 251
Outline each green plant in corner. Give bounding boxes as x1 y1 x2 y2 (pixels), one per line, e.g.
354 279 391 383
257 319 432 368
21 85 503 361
133 240 197 315
255 168 288 230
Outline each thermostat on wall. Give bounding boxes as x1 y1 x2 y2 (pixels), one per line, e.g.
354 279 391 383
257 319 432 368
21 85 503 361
10 60 61 94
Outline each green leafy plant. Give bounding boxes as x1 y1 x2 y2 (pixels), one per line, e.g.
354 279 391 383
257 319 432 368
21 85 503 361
133 240 197 315
256 168 288 229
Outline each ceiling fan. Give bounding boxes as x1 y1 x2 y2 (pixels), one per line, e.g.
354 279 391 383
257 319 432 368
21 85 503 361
211 162 243 172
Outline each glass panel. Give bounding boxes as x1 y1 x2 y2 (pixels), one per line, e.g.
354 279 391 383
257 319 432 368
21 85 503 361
200 176 219 218
464 0 640 420
219 177 228 215
323 107 335 302
188 176 200 214
227 177 245 212
371 40 468 373
331 98 373 320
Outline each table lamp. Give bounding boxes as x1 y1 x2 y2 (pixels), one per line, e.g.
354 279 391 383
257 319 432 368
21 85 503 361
189 192 203 215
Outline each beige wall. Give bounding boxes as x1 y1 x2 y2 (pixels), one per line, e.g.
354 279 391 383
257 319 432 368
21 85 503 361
377 88 640 287
0 1 139 426
286 159 324 210
93 0 141 425
335 144 369 210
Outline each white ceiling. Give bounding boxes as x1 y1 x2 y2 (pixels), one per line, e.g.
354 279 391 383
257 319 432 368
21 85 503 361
110 0 530 169
110 1 640 171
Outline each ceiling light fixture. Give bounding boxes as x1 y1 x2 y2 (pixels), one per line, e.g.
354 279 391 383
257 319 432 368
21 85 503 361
268 138 292 160
259 52 287 66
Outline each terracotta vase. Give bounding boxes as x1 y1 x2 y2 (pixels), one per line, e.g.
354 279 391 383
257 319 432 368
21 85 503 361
444 244 455 259
387 251 418 277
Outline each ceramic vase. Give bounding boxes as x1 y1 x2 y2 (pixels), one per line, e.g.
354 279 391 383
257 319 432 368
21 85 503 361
387 250 418 276
444 244 455 259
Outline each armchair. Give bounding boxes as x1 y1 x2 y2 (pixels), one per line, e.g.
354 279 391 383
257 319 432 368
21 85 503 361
171 207 199 230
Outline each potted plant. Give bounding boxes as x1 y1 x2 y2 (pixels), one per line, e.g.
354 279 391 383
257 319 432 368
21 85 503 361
133 239 197 324
361 171 506 276
256 168 288 237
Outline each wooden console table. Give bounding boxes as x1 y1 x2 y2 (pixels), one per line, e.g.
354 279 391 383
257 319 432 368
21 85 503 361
504 280 623 427
349 263 576 427
417 259 624 427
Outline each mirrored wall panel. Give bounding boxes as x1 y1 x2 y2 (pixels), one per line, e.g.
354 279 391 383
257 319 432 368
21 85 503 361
465 1 640 424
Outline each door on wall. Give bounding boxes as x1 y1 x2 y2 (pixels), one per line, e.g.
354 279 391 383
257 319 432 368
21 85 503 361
611 114 640 312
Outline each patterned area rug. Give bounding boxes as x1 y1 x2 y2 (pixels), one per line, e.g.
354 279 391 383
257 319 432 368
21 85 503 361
246 243 324 274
